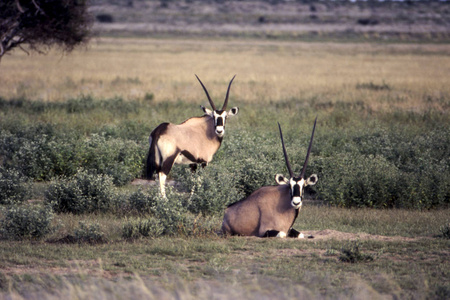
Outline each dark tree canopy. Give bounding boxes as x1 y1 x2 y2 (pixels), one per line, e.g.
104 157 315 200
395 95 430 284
0 0 92 61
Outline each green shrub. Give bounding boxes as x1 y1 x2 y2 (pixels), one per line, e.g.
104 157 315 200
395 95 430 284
150 187 187 235
397 162 450 209
66 95 96 113
236 156 280 198
176 167 244 215
315 154 401 208
45 170 118 214
313 125 450 209
214 130 284 197
1 96 449 210
78 133 146 186
0 125 82 181
122 217 163 239
439 222 450 239
124 187 220 237
0 168 30 205
128 188 158 214
74 221 106 244
177 214 220 237
339 241 374 263
0 124 145 184
0 205 54 240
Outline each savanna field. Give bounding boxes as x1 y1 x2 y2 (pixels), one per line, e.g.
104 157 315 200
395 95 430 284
0 32 449 300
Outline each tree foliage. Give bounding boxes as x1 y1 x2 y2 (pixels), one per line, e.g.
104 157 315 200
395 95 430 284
0 0 92 61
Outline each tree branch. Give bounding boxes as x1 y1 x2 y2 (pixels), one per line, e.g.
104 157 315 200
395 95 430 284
15 0 24 13
31 0 46 16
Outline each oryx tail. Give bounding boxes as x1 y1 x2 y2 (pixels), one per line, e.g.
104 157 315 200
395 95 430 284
146 123 167 179
146 138 158 180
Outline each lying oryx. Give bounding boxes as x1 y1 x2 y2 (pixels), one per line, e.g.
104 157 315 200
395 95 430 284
221 118 318 238
146 75 239 196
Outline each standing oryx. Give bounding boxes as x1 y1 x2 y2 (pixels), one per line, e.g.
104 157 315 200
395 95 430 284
221 118 318 238
146 75 239 196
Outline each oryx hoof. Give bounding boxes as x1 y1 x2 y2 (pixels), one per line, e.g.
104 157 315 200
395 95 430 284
276 231 287 238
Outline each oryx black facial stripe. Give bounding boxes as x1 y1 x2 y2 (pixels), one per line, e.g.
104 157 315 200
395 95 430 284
292 184 301 197
216 117 224 127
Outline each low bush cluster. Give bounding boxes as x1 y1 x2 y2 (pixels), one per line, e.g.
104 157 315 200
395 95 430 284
45 170 119 214
0 205 54 240
439 222 450 239
175 167 244 214
0 167 30 205
0 95 448 241
128 188 158 214
122 217 163 239
125 186 219 237
0 121 145 185
311 126 450 208
339 241 374 263
73 221 106 244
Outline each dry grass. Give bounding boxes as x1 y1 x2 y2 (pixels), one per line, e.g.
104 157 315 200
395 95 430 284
1 38 449 113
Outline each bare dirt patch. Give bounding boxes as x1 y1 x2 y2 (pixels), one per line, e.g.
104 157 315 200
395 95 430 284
302 229 421 242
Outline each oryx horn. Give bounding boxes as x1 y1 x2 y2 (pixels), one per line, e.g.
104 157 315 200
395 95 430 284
195 74 216 110
299 117 317 179
222 75 236 110
278 122 294 178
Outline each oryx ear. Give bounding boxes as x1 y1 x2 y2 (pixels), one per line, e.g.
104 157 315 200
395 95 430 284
305 174 318 186
228 107 239 117
275 174 289 185
201 105 213 116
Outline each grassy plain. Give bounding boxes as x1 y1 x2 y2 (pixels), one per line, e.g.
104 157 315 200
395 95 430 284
0 38 449 299
0 207 449 299
1 38 449 111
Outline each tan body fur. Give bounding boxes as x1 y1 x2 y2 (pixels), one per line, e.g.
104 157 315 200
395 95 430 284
222 185 299 237
153 115 221 166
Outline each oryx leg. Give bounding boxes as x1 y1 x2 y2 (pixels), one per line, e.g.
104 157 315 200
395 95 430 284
288 228 304 239
263 230 287 238
158 152 179 197
158 172 167 198
189 164 198 173
188 162 207 173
